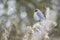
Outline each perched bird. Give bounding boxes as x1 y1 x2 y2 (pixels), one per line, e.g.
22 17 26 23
33 9 45 22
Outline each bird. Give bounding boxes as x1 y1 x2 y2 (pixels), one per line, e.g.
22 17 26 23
33 9 45 22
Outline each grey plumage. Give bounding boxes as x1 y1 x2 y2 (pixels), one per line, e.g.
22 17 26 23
33 9 45 21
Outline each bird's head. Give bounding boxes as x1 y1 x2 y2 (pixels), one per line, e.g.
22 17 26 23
34 9 41 13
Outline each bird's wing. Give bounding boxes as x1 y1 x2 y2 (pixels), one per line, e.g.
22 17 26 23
37 12 45 20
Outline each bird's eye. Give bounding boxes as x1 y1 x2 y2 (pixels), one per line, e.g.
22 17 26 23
35 10 38 12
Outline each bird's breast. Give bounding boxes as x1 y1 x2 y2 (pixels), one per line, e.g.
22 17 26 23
33 12 40 21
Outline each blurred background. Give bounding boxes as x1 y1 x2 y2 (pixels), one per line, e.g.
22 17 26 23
0 0 60 40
